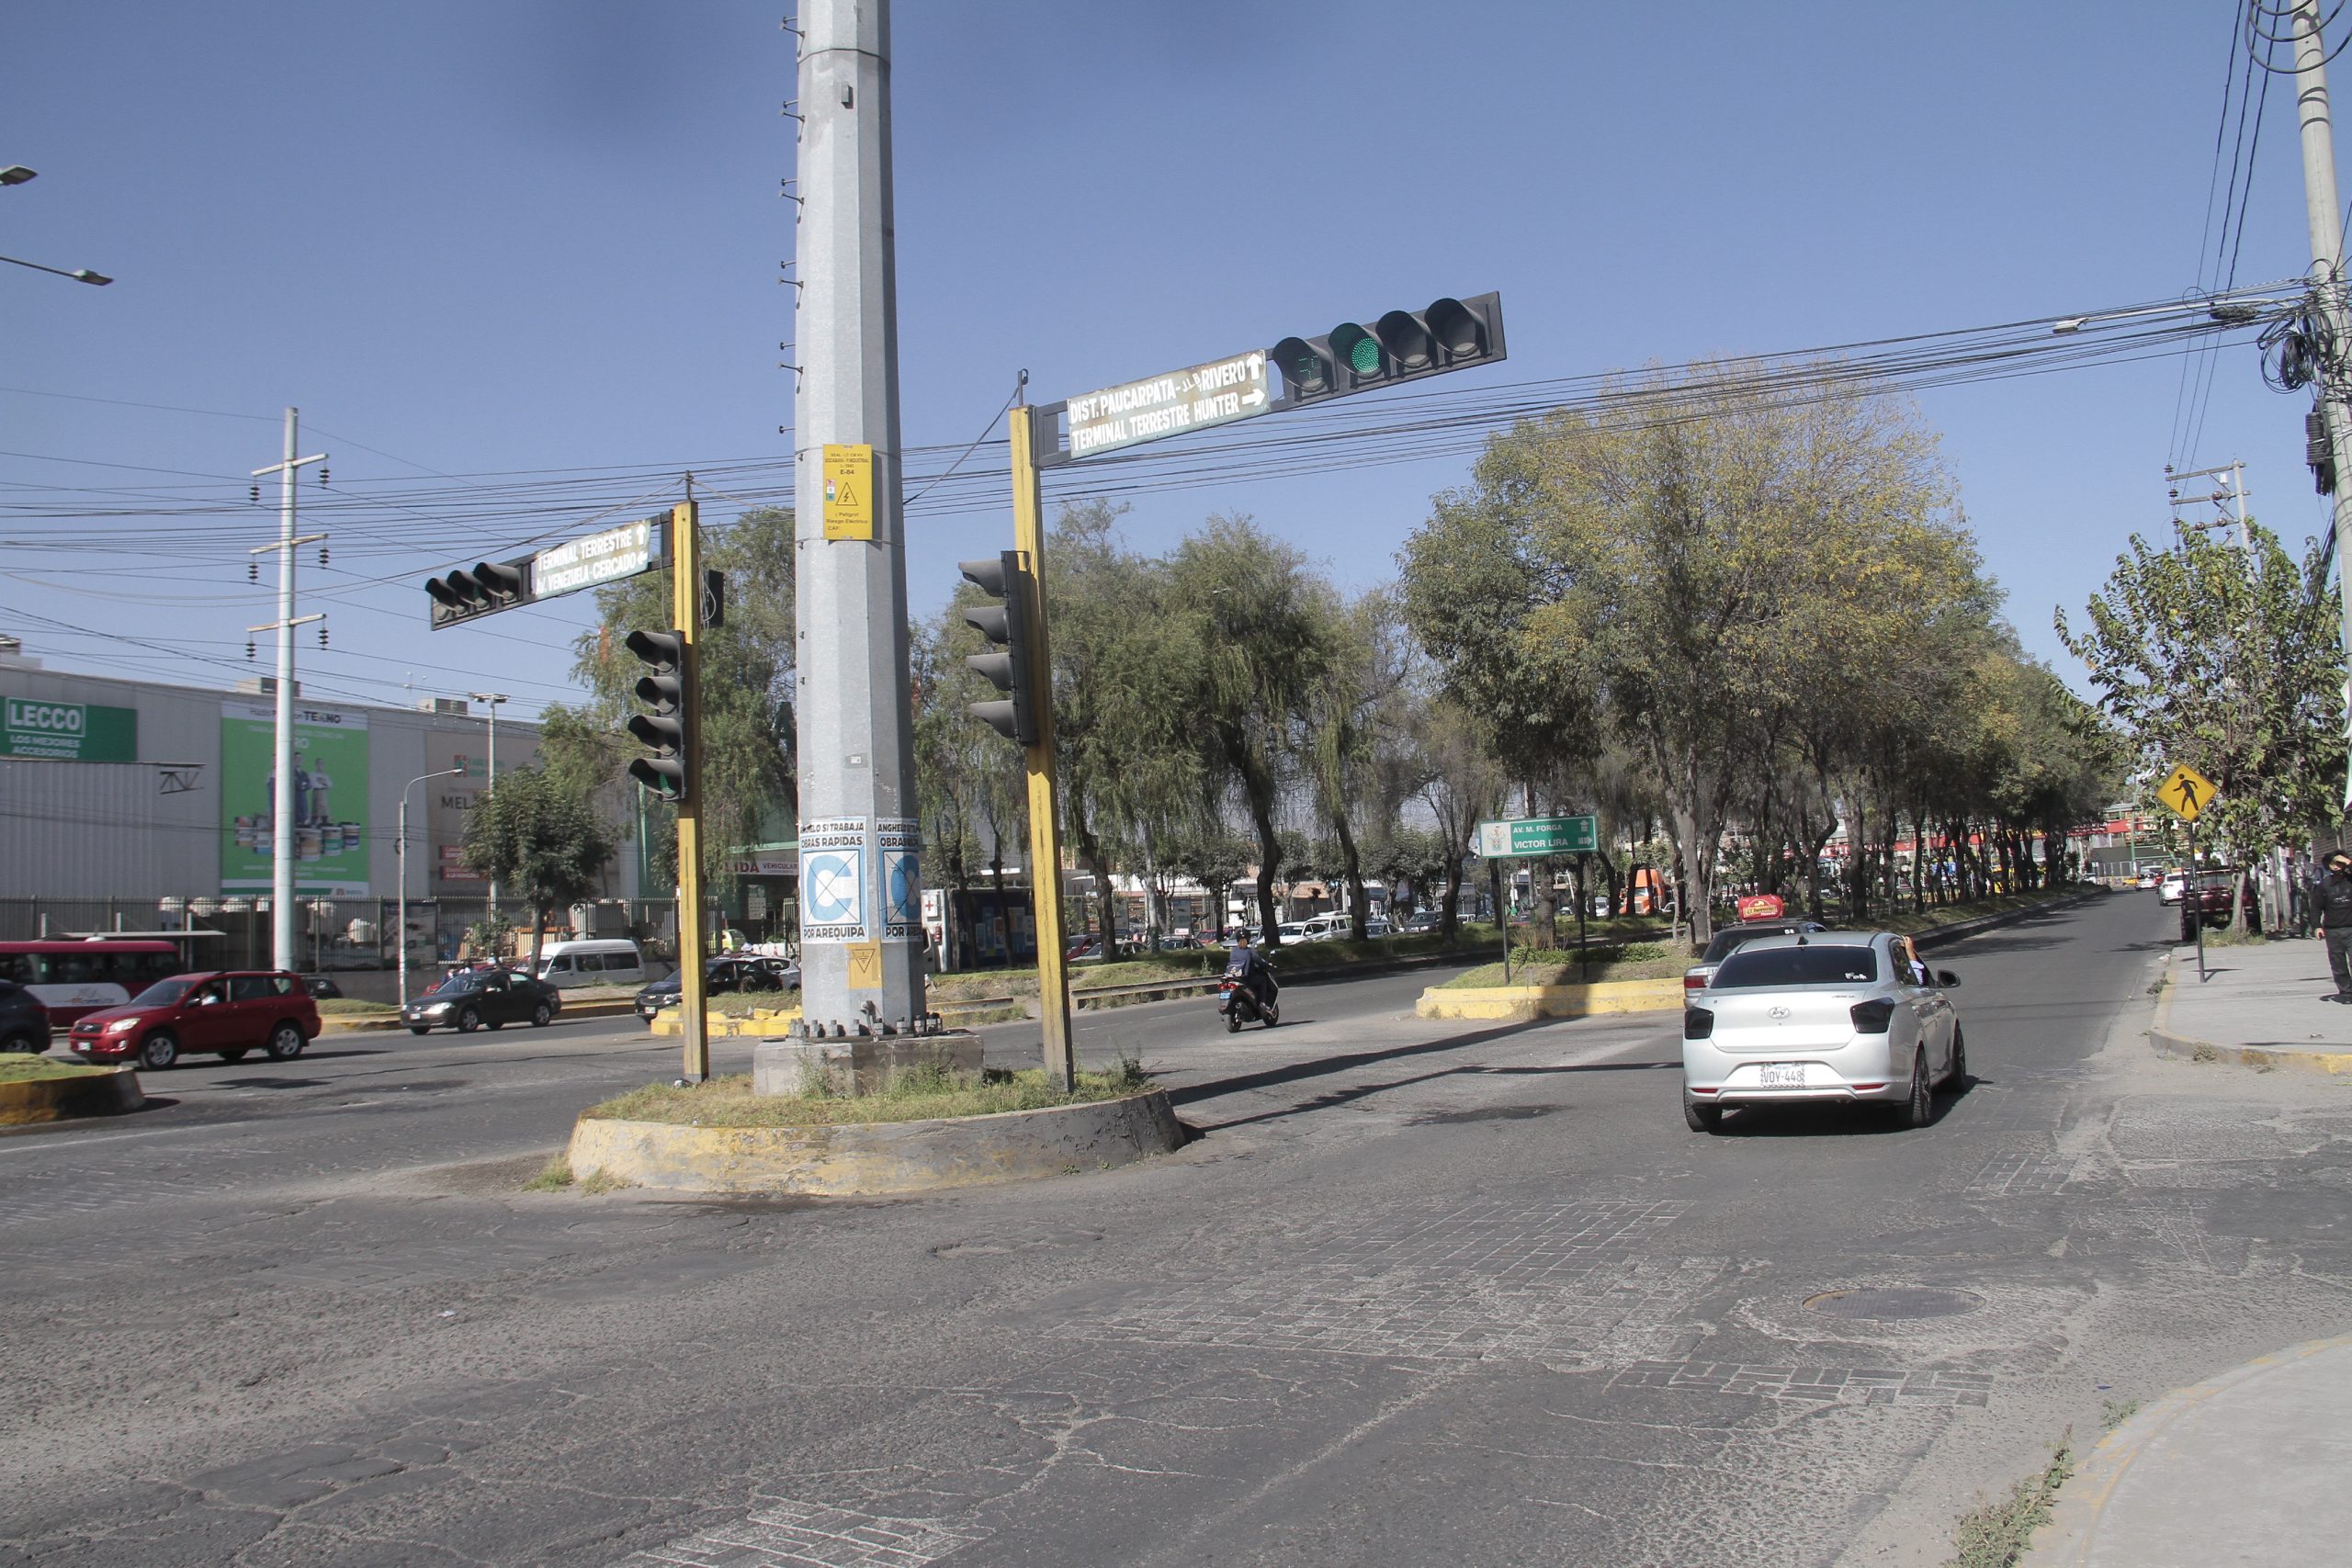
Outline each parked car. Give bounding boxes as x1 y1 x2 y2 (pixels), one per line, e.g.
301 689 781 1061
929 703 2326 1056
1681 931 1962 1134
1682 919 1830 993
1403 910 1440 935
299 974 343 1000
2158 869 2188 905
1066 935 1104 961
2180 868 2241 934
67 971 322 1070
401 967 562 1034
1 978 50 1054
1274 920 1312 945
632 957 800 1024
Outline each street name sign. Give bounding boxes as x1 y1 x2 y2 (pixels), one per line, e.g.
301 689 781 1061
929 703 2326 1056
2154 762 2217 823
1477 815 1599 858
1064 349 1271 460
533 518 657 599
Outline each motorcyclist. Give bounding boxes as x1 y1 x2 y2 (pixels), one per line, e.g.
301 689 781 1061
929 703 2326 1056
1223 928 1279 1014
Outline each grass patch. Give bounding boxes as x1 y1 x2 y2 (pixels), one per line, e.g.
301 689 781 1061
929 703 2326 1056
575 1167 634 1194
522 1155 575 1191
583 1058 1155 1129
1442 942 1693 988
1946 1434 2074 1568
316 998 398 1017
2100 1397 2140 1431
2199 924 2266 947
0 1055 108 1084
2192 1042 2221 1063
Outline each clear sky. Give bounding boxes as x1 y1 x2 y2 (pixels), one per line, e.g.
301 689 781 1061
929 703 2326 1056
2 1 2336 722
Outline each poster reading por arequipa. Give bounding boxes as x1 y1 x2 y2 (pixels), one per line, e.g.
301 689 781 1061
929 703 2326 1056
220 701 372 894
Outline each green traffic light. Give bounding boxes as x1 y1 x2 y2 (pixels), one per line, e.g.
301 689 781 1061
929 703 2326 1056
1348 333 1381 376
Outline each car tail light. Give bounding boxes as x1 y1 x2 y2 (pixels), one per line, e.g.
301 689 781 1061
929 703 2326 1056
1849 998 1896 1033
1683 972 1707 990
1683 1006 1713 1039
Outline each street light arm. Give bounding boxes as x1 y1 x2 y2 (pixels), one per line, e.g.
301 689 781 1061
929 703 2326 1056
0 252 111 285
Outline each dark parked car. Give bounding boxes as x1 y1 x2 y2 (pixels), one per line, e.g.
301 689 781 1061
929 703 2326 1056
1 979 50 1054
1682 919 1830 992
67 971 321 1070
632 957 800 1024
401 967 562 1034
300 974 344 1000
2181 868 2242 935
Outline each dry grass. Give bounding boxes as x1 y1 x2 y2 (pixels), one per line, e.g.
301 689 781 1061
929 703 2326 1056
0 1055 108 1084
1945 1435 2074 1568
521 1155 575 1191
582 1060 1154 1129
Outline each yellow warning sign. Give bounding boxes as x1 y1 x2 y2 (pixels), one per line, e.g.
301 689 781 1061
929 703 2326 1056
822 444 875 541
2154 762 2218 823
845 940 883 988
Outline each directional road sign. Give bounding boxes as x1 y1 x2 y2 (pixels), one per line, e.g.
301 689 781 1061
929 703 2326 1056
1063 349 1271 460
1477 815 1599 859
533 517 657 600
2154 762 2218 823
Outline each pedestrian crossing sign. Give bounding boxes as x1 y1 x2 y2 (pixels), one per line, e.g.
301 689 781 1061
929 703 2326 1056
2155 762 2217 823
822 444 875 541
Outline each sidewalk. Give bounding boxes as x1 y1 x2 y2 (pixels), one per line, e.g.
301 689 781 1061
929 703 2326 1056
2152 931 2352 1072
2020 1335 2352 1566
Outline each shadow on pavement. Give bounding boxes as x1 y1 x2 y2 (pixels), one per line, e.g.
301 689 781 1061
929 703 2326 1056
1712 1076 1975 1138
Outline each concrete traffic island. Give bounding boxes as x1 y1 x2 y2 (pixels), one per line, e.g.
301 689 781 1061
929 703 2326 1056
0 1060 143 1125
1417 975 1681 1023
562 1046 1184 1196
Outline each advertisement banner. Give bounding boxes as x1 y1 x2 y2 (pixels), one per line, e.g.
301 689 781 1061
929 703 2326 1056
220 701 371 894
3 695 137 761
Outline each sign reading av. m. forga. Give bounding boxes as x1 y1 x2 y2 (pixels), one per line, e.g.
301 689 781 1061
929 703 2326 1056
2 696 138 761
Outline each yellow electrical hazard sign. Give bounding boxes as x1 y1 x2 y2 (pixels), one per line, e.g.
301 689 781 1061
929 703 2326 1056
822 444 875 540
2154 762 2218 823
845 940 883 988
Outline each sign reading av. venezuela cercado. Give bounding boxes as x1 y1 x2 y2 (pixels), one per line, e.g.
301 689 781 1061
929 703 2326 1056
2 696 138 761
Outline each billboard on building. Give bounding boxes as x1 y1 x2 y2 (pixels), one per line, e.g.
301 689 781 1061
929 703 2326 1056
220 701 371 895
3 695 137 761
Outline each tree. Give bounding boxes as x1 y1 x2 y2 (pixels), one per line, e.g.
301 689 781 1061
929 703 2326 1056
458 765 617 973
2057 521 2343 857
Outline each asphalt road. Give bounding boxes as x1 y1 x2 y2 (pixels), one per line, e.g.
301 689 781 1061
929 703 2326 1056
8 896 2352 1567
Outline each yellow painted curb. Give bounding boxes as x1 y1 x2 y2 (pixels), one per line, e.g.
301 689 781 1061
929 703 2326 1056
0 1064 144 1125
564 1088 1183 1195
1415 976 1684 1022
648 1005 804 1038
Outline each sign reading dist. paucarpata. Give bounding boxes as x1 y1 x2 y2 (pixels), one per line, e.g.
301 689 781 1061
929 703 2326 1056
1065 350 1270 459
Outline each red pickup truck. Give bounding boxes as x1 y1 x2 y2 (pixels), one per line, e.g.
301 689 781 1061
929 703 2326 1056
2179 869 2243 935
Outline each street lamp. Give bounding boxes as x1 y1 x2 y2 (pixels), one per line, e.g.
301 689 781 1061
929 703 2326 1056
3 164 113 284
467 693 510 924
0 166 37 186
398 768 463 1006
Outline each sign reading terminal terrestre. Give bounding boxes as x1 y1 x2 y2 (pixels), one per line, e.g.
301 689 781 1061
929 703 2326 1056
533 519 656 599
1065 350 1270 460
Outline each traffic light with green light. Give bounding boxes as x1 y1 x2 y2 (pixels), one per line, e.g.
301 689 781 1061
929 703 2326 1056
1271 292 1506 409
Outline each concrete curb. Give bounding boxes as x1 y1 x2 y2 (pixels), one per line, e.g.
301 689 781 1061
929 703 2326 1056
322 997 640 1034
1416 976 1683 1022
2145 957 2352 1073
2020 1332 2352 1566
564 1088 1185 1196
0 1064 144 1125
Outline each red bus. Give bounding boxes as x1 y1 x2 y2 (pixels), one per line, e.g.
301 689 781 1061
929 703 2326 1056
0 941 186 1028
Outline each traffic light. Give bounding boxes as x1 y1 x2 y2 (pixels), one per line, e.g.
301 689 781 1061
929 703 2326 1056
424 555 536 629
959 551 1036 745
2310 408 2337 497
1270 291 1506 409
625 627 691 802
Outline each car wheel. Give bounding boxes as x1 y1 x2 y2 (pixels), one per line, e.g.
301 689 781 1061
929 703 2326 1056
219 1047 249 1064
1944 1025 1968 1089
1684 1098 1723 1134
1897 1049 1931 1129
139 1032 178 1071
531 1002 552 1028
457 1007 482 1033
486 1017 505 1030
408 1025 431 1036
266 1022 305 1062
1 1029 40 1055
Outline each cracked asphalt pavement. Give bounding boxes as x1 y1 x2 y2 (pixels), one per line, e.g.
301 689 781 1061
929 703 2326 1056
7 895 2352 1566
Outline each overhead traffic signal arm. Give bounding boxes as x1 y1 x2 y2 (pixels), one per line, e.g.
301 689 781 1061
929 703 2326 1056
625 626 692 803
959 551 1038 747
1271 290 1506 410
424 554 537 629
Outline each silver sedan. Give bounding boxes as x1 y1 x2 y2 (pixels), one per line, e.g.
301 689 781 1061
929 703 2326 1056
1679 930 1963 1134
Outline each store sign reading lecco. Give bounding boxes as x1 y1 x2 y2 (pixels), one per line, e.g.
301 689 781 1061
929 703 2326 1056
2 696 138 761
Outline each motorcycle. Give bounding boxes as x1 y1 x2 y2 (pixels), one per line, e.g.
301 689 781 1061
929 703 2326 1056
1217 973 1279 1032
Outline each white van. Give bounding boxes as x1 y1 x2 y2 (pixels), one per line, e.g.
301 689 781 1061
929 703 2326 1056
533 939 645 989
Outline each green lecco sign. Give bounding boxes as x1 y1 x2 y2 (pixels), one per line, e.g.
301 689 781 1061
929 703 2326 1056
3 696 137 761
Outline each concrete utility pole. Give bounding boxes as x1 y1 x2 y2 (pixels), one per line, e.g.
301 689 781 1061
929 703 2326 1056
2289 0 2352 801
249 409 326 974
469 692 510 924
787 0 925 1036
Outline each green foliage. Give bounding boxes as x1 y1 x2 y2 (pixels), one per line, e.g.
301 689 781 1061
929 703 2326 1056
458 763 616 968
2057 521 2344 853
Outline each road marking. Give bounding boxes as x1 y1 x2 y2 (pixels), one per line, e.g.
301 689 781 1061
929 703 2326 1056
634 1495 987 1568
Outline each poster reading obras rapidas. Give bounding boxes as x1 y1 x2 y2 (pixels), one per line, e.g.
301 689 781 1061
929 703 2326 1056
220 701 371 895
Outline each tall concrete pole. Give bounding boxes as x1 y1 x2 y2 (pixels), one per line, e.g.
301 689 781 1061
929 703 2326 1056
790 0 924 1035
2290 0 2352 802
272 409 300 972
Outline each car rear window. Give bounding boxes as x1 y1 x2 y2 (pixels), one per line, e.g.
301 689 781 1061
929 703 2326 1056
1713 945 1879 987
1701 924 1812 964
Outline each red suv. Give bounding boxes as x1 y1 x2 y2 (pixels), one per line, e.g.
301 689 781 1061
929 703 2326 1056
68 971 322 1071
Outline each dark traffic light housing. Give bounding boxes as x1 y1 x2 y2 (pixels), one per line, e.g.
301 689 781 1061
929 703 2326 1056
625 627 691 802
1271 291 1506 409
424 555 537 629
959 551 1037 746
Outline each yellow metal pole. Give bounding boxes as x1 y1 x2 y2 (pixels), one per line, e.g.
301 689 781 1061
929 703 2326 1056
1008 407 1075 1088
673 498 712 1082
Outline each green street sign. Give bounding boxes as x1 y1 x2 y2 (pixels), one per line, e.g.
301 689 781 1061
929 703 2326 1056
1476 815 1597 859
3 696 137 761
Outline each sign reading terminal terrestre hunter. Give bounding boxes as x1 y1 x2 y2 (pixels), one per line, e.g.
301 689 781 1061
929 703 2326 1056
1064 350 1270 459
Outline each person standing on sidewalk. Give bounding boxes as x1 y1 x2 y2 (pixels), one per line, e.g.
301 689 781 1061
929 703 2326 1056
2316 852 2352 1000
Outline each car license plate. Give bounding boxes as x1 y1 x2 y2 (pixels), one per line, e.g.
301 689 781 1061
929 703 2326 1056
1760 1063 1807 1088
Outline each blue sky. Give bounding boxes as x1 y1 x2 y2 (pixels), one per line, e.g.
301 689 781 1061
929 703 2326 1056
1 1 2335 721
